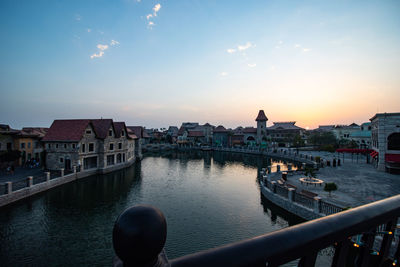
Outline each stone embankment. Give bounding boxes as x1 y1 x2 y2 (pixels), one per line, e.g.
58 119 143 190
0 160 135 208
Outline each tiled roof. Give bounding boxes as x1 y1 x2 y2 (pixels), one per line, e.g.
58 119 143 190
177 126 185 136
127 126 150 138
188 130 205 137
91 119 114 139
255 110 268 121
269 122 303 130
213 125 228 133
19 127 49 138
114 122 127 138
42 120 91 141
243 127 257 133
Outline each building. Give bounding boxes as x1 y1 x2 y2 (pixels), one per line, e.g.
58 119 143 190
42 119 137 172
256 110 268 145
349 122 371 149
127 126 149 159
243 127 257 146
332 123 360 140
268 122 304 147
370 113 400 173
15 127 48 165
212 125 229 147
0 124 18 152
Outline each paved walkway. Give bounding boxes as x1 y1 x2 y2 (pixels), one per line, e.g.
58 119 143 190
274 161 400 208
0 167 45 184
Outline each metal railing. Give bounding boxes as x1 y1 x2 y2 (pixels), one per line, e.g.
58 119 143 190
319 200 343 215
112 195 400 267
275 184 288 198
294 191 314 210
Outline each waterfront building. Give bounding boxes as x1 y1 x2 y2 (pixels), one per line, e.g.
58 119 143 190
127 126 149 159
370 113 400 173
0 124 18 152
268 122 304 147
332 123 360 140
212 125 229 147
15 127 48 165
243 127 257 146
43 119 136 171
256 110 268 145
177 122 214 145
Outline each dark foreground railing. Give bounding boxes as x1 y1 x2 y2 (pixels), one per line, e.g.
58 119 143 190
113 195 400 267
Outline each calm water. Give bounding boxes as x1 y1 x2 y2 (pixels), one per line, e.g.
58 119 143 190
0 151 303 266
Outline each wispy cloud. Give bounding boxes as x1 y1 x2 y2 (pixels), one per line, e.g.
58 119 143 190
90 51 104 59
248 63 256 68
146 3 161 29
97 44 109 51
87 28 91 33
303 48 311 52
294 44 301 48
110 40 120 46
220 72 228 76
227 42 255 54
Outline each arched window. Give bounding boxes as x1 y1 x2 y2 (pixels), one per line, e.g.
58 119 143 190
388 133 400 150
247 136 255 141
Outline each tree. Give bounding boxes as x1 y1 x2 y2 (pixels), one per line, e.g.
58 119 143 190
292 134 305 148
304 167 316 179
324 182 338 197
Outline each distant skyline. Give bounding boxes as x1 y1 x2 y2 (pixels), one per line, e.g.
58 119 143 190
1 0 400 129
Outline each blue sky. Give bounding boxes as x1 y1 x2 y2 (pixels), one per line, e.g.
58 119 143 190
1 0 400 129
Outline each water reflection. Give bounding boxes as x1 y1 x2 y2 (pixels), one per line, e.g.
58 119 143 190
1 151 302 266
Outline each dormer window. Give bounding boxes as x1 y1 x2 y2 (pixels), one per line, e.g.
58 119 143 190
86 130 92 134
121 130 125 136
109 130 113 136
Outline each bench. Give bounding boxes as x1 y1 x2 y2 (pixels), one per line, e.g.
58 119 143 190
287 183 297 190
300 189 318 198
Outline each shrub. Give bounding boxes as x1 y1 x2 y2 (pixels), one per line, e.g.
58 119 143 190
324 182 338 197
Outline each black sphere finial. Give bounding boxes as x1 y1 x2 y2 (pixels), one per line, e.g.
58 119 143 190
113 205 167 266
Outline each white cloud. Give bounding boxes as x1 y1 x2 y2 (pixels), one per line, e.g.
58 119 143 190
303 48 311 52
90 51 104 59
278 40 283 45
294 44 301 48
238 42 254 51
146 14 153 20
227 48 236 54
248 63 256 68
110 40 120 46
97 44 109 51
153 3 161 15
220 72 228 76
87 28 91 33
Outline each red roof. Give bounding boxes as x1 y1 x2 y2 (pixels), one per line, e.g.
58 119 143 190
114 122 126 138
188 131 204 137
255 110 268 121
91 119 114 139
386 154 400 163
213 125 228 133
42 120 91 141
127 126 149 139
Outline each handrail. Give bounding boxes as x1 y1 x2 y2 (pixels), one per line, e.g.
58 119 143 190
113 195 400 267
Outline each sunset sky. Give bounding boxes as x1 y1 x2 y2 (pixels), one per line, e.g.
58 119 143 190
1 0 400 129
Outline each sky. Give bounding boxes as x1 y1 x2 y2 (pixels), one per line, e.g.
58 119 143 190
1 0 400 130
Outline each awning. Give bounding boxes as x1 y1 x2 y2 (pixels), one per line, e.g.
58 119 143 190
385 154 400 163
370 151 378 158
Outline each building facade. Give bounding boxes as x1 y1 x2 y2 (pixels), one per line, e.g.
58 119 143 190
370 113 400 173
43 119 137 172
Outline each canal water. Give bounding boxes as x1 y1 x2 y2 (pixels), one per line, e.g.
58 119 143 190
0 151 303 266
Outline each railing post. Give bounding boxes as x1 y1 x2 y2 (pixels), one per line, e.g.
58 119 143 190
113 205 169 267
27 176 33 187
73 165 77 173
5 182 12 194
276 165 280 172
314 197 321 213
61 168 64 177
46 172 50 182
288 188 295 202
271 181 277 193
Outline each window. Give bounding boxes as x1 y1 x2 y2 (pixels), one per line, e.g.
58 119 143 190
82 143 86 153
64 144 67 149
107 155 115 166
72 144 76 149
109 130 113 136
56 144 59 148
34 141 39 148
388 133 400 150
60 157 64 163
47 143 51 149
89 143 94 152
121 130 125 136
86 130 92 134
28 142 31 148
118 143 122 149
21 143 25 149
109 143 114 150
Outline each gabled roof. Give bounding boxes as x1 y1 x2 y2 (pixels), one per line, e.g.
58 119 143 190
19 127 49 138
188 130 205 137
127 126 150 139
213 125 228 133
255 110 268 121
177 126 185 136
114 122 132 139
243 127 257 133
91 119 114 139
269 122 304 130
42 120 91 141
